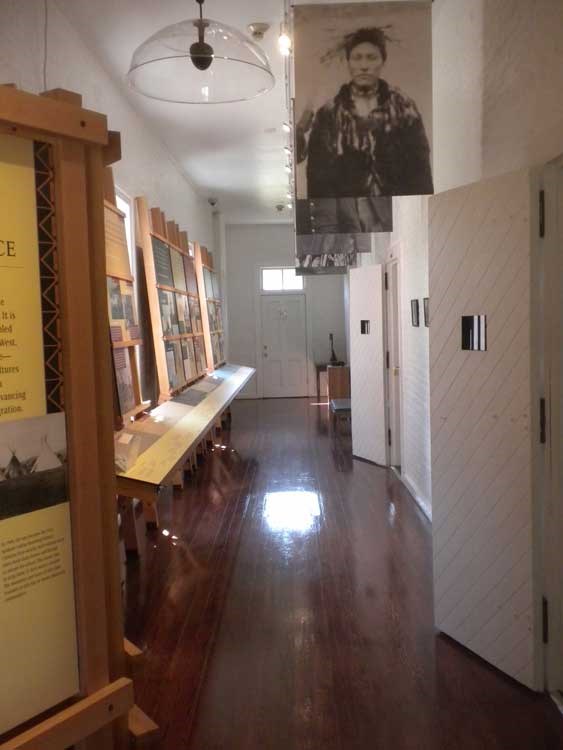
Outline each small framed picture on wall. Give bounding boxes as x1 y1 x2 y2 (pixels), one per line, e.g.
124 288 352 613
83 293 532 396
411 299 420 327
423 297 429 327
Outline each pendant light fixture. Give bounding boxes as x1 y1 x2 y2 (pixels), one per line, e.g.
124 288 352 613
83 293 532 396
127 0 275 104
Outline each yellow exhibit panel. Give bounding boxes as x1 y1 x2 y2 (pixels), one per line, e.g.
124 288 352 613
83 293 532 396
0 134 46 422
0 137 80 737
0 501 80 734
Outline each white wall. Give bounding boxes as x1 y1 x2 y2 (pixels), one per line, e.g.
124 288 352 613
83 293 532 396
433 0 563 192
224 223 347 399
351 199 432 518
432 0 484 191
0 0 213 247
391 197 432 519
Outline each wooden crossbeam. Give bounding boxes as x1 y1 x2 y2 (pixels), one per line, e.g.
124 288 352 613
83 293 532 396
0 86 108 144
0 679 133 750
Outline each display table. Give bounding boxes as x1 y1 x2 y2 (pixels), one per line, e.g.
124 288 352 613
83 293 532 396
114 364 254 538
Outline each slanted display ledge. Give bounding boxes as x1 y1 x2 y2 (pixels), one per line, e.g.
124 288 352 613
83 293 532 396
115 364 254 536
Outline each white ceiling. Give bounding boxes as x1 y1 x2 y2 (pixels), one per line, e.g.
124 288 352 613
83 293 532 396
57 0 291 223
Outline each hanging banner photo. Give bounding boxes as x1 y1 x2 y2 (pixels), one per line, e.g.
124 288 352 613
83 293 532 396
294 1 433 202
295 244 357 275
295 196 392 239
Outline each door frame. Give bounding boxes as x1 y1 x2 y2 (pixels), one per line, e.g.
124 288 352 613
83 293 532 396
254 266 310 399
384 258 402 469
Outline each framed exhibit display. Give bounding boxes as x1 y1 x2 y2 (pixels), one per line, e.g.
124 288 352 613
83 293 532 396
104 189 149 424
196 245 225 369
136 197 208 402
0 85 134 750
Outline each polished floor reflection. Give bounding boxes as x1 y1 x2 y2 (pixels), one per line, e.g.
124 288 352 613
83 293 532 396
124 399 563 749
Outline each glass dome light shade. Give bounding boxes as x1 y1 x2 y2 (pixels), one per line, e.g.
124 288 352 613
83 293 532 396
127 18 275 104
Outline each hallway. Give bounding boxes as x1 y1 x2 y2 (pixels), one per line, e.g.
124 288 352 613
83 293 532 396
124 399 563 749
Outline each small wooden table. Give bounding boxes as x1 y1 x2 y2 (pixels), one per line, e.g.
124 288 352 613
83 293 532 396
327 365 350 400
316 361 346 400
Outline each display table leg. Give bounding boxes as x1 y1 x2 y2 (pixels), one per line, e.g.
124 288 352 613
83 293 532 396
143 502 159 530
118 495 142 556
172 469 184 489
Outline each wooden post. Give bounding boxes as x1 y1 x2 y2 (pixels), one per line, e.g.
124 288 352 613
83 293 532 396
194 242 214 372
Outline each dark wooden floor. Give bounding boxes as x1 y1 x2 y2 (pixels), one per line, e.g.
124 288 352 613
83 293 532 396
124 398 563 750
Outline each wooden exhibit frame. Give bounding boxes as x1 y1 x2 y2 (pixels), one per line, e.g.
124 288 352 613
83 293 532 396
0 86 135 750
104 170 150 426
136 197 208 403
195 244 225 370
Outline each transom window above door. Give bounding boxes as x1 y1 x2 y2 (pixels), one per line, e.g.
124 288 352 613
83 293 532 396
261 267 304 292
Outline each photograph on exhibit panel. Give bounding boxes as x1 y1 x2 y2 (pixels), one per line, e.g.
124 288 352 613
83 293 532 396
120 280 140 340
294 1 433 201
184 255 199 296
165 341 180 390
171 248 187 292
182 339 198 382
108 278 140 341
173 341 186 389
0 412 67 521
193 337 207 374
112 348 136 416
189 297 203 334
152 237 174 288
158 289 179 337
107 277 124 321
176 293 192 335
295 196 392 236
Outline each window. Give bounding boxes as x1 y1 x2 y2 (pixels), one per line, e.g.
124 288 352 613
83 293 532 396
261 267 304 292
115 190 135 271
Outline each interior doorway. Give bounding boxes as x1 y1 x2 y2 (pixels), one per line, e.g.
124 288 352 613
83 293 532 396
385 260 402 470
259 293 308 398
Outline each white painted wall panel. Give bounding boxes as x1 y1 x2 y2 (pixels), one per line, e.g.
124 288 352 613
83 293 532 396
224 224 346 398
429 169 541 690
391 198 431 517
346 197 432 516
350 265 387 466
433 0 563 193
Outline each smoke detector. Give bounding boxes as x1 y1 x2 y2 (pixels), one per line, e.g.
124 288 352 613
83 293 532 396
247 22 270 40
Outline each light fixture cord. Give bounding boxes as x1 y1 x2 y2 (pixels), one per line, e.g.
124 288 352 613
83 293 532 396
43 0 48 90
196 0 205 42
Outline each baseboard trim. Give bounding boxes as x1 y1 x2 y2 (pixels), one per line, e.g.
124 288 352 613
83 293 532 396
352 454 387 468
396 471 432 522
550 691 563 715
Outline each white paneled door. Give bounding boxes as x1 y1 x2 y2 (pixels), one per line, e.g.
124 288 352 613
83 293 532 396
429 168 543 690
349 265 387 465
260 294 308 398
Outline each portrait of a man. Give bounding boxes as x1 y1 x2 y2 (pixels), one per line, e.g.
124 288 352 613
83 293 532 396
294 2 433 201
